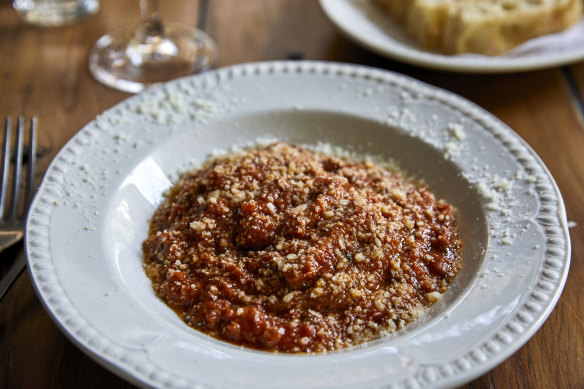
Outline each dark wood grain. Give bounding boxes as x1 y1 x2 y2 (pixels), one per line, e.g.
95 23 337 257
1 0 583 388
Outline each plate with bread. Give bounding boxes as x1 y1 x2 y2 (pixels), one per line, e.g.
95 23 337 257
320 0 584 73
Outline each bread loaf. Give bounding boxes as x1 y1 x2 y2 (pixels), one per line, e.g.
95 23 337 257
373 0 583 55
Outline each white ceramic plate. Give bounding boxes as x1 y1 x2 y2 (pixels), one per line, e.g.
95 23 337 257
26 61 570 389
320 0 584 73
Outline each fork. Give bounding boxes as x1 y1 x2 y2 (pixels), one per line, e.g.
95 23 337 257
0 117 37 301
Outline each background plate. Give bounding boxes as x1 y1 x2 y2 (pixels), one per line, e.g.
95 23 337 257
320 0 584 73
26 61 570 388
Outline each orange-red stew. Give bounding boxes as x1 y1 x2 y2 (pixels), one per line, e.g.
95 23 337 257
143 143 462 352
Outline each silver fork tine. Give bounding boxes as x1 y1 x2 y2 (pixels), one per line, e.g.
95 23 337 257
0 117 38 302
25 118 37 209
9 117 24 221
0 118 12 217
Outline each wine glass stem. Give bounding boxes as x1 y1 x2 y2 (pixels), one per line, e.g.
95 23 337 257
140 0 164 37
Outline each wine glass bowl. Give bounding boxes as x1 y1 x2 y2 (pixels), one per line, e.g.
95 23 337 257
89 1 217 93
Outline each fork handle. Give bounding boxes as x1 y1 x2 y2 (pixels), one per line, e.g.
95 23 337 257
0 231 25 252
0 252 26 301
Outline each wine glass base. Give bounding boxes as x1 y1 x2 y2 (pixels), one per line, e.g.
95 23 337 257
89 22 217 93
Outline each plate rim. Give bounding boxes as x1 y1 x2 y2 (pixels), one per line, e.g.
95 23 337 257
25 60 571 388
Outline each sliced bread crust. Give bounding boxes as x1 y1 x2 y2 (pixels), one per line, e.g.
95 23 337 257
373 0 583 55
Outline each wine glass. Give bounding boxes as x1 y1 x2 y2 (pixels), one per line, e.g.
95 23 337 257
89 0 217 93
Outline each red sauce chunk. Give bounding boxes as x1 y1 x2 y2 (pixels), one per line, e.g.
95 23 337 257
142 142 463 352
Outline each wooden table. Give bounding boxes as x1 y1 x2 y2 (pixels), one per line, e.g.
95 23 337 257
1 1 582 388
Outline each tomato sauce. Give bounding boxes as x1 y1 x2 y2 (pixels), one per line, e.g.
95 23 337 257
142 143 462 352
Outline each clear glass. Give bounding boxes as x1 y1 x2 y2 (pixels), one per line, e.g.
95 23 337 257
13 0 99 27
88 0 217 93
